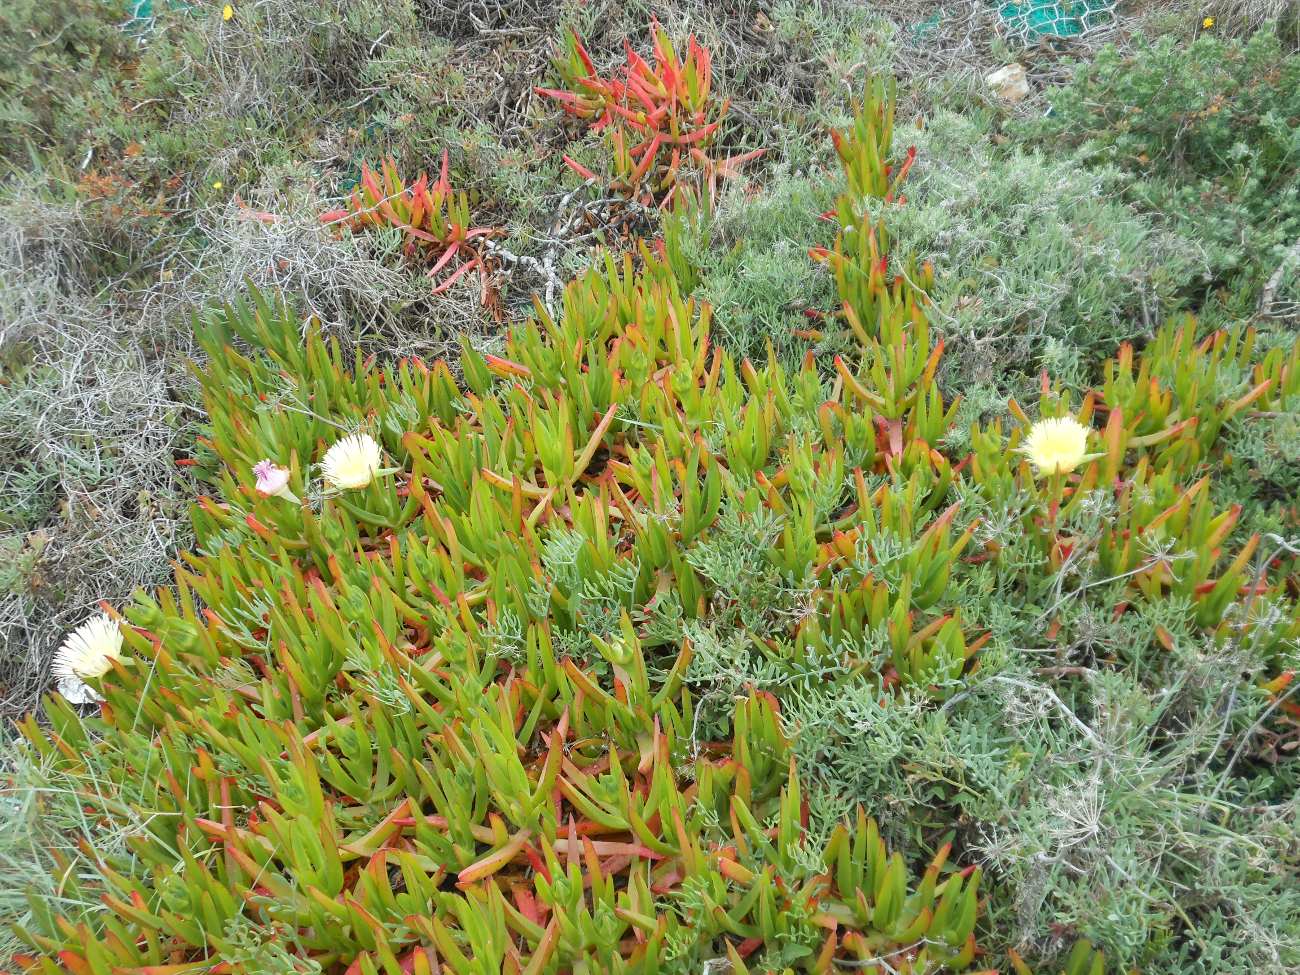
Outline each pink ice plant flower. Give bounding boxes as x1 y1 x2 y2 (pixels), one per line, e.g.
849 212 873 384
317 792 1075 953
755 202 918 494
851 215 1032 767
252 460 300 502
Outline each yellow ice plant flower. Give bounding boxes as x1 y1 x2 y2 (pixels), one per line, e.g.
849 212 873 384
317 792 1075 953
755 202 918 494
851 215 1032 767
1021 416 1091 476
223 4 234 21
1202 16 1214 29
53 614 123 704
321 433 383 490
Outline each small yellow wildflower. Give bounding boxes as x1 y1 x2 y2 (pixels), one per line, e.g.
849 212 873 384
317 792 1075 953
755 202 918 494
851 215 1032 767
1021 416 1091 477
1202 16 1214 29
223 4 234 21
212 180 223 190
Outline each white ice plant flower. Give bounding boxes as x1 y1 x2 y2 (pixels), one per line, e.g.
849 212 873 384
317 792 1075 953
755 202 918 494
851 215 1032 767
52 613 123 704
1021 415 1091 476
252 459 299 502
321 433 383 490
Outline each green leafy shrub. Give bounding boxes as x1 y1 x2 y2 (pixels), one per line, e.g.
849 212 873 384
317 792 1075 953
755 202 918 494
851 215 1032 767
0 0 130 164
1024 29 1300 303
682 167 843 365
81 0 426 195
876 111 1199 380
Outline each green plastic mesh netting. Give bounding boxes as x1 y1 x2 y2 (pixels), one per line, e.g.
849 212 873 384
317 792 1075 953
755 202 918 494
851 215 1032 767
998 0 1119 39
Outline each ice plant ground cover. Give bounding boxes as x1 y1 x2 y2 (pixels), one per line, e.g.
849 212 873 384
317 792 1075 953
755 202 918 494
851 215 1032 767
2 6 1300 975
535 19 765 206
8 69 1300 974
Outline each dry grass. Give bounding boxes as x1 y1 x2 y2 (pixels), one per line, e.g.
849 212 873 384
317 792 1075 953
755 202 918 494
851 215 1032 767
184 189 463 353
0 188 197 717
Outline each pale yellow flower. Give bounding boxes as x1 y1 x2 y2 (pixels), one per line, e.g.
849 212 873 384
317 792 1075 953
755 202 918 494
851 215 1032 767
1021 416 1091 476
53 614 123 704
321 433 382 490
223 4 234 21
212 180 223 190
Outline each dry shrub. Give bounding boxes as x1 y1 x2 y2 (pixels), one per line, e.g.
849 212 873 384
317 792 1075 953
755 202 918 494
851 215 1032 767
0 189 196 717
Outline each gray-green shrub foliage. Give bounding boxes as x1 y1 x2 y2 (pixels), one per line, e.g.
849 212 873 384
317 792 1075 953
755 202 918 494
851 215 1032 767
881 112 1200 379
